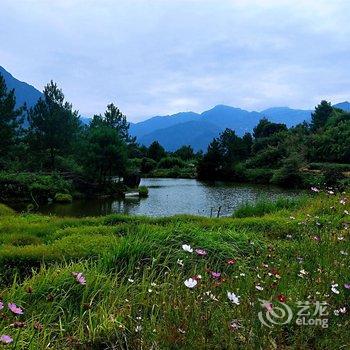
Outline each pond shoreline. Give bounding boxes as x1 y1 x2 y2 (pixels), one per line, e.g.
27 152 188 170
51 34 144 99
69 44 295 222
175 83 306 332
14 178 301 218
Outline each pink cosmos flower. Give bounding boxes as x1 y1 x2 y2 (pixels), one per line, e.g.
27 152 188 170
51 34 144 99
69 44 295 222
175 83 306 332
0 301 3 310
72 272 86 285
0 335 13 344
8 303 23 315
344 284 350 289
277 294 287 303
227 259 237 265
263 302 273 313
210 271 221 279
195 248 207 256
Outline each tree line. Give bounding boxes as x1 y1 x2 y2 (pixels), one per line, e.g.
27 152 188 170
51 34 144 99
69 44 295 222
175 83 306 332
1 72 349 191
197 101 350 187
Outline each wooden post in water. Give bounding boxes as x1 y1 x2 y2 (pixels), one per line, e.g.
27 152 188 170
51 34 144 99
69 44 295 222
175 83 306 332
217 206 222 218
210 207 213 218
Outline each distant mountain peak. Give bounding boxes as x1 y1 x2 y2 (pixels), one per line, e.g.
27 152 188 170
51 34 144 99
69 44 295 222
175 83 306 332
334 101 350 111
0 65 42 108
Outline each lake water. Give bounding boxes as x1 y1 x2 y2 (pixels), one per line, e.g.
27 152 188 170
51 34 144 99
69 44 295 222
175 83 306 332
35 178 299 217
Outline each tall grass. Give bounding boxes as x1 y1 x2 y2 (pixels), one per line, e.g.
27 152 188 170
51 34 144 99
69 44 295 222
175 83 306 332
0 191 349 349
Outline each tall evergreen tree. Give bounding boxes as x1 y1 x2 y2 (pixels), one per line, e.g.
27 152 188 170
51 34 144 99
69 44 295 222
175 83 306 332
0 75 23 168
91 103 131 142
310 100 333 131
27 81 81 170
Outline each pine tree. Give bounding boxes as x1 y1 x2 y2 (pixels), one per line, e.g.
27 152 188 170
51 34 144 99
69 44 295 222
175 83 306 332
0 74 23 168
27 81 80 170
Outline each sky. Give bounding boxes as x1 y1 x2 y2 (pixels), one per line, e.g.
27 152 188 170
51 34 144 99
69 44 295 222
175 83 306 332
1 0 350 121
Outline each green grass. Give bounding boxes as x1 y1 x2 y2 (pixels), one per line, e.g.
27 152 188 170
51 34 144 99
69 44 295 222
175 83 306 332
0 191 349 349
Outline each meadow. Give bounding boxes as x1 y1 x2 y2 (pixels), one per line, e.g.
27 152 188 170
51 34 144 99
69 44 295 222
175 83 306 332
0 189 349 349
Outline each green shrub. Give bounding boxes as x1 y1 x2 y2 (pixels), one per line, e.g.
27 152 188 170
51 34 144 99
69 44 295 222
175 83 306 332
157 157 186 169
54 193 73 203
270 154 304 187
245 168 274 183
138 186 149 197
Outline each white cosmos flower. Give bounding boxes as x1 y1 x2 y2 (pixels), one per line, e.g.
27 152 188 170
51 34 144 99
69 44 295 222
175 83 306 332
255 285 264 291
227 292 240 305
184 278 197 288
331 283 340 294
182 244 193 253
177 259 184 267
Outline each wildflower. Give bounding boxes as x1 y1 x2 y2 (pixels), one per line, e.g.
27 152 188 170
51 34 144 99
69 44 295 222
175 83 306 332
327 190 335 195
227 292 240 305
340 198 346 205
151 282 157 287
195 248 207 256
0 335 13 344
338 235 345 241
0 301 3 310
313 235 321 242
345 210 349 215
128 278 134 283
177 259 184 267
193 274 202 280
289 216 296 220
210 271 221 279
148 289 153 293
72 272 86 285
262 302 273 313
34 321 44 331
184 278 197 289
10 321 26 328
311 187 320 192
135 325 142 332
277 294 287 303
227 259 236 265
340 250 348 256
286 234 292 239
229 319 242 331
331 284 340 294
255 285 264 291
178 328 186 334
8 303 23 315
298 269 308 278
344 283 350 289
182 244 193 253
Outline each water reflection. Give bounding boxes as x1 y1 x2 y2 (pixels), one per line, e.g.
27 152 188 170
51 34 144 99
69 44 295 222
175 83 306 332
35 178 299 217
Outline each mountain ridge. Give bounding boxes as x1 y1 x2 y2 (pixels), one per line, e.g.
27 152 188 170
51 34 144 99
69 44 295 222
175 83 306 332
1 65 348 150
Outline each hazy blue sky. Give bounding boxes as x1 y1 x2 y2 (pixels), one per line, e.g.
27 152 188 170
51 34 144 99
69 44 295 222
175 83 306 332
1 0 349 121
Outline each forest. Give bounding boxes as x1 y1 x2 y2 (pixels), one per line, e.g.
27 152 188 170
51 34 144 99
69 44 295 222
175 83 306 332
1 74 349 206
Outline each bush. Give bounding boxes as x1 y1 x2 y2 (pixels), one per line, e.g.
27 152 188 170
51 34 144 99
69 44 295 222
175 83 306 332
245 168 274 184
54 193 73 203
157 157 186 169
138 186 149 197
270 155 304 188
140 157 157 174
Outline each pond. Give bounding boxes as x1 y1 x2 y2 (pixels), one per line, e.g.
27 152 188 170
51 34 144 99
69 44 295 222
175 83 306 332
33 178 300 217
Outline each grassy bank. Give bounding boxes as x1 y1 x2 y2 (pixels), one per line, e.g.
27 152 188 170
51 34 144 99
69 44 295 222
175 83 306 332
0 191 349 349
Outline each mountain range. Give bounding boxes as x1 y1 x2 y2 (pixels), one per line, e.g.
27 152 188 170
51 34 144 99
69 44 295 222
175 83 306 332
1 65 349 151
